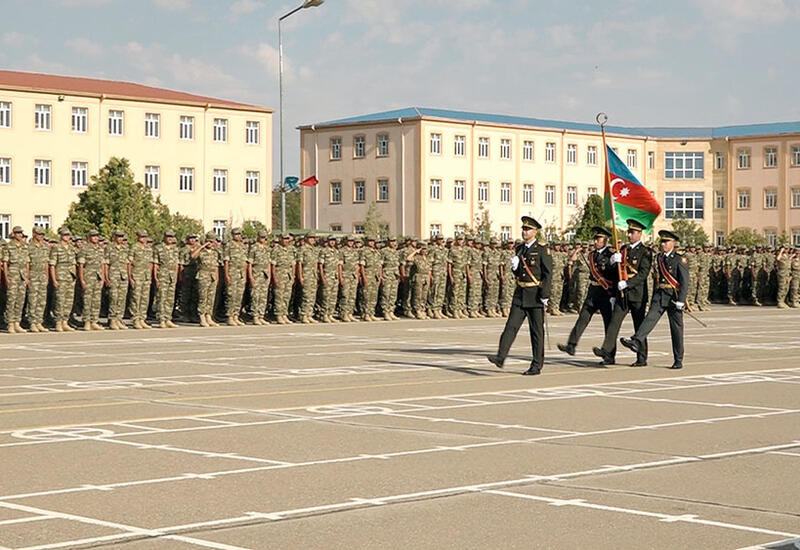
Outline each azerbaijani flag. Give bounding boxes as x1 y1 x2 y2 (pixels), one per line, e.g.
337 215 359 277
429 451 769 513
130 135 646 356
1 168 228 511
603 145 661 231
300 175 319 187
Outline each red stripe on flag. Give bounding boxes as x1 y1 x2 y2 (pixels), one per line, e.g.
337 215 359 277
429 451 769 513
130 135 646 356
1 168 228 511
300 175 319 187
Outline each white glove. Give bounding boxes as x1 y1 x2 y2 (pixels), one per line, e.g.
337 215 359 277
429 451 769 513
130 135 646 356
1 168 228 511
510 256 520 270
610 297 616 309
674 301 685 310
540 298 549 307
617 280 628 290
610 252 622 264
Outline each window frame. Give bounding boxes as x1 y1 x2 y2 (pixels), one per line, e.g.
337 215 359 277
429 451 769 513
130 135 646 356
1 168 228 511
587 145 597 166
567 185 577 206
430 178 441 201
0 101 10 128
566 143 577 165
430 133 442 155
545 142 556 163
33 214 51 230
737 148 751 169
0 157 10 185
478 137 489 159
144 165 160 191
35 104 51 131
179 167 195 192
522 140 534 162
353 179 366 203
71 107 88 133
627 149 637 168
545 184 555 205
213 118 228 143
353 135 366 159
500 182 511 204
34 159 51 187
500 138 511 160
664 191 705 220
330 137 342 160
71 161 88 188
330 181 342 204
377 178 389 202
454 179 466 202
737 188 751 210
664 152 704 179
764 187 778 209
246 121 260 145
212 168 228 194
764 146 778 168
144 112 160 139
454 135 466 157
245 170 260 195
179 116 194 141
522 183 533 205
791 187 800 209
108 110 124 136
478 181 489 203
376 134 389 157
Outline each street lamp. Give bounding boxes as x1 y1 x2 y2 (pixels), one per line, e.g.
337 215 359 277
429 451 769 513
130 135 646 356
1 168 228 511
279 0 324 233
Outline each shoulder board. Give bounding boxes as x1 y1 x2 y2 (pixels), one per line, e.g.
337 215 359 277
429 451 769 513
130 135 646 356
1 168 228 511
681 256 687 264
676 250 685 255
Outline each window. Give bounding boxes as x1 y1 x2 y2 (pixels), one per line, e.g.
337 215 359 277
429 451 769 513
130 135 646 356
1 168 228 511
454 224 467 235
737 189 750 209
377 178 389 201
764 188 777 209
0 158 9 185
0 102 10 128
330 137 341 160
354 180 365 202
71 161 88 188
245 171 259 195
34 159 51 186
545 185 555 205
715 152 725 170
246 121 260 144
793 146 800 167
330 181 342 204
354 224 365 235
716 231 725 247
213 118 227 142
567 186 577 206
72 107 87 133
627 149 637 168
500 182 511 203
664 152 704 179
715 191 724 209
430 133 441 155
145 165 160 191
794 229 800 247
737 148 751 169
665 191 704 219
792 187 800 208
764 147 777 168
478 181 488 203
500 138 511 159
179 167 194 191
213 169 227 193
0 214 10 239
35 104 51 130
587 145 597 166
454 180 465 201
377 134 389 157
34 215 51 230
478 137 489 158
330 224 342 232
765 229 777 247
545 142 555 163
213 220 226 238
588 187 598 196
648 151 655 169
179 116 194 140
500 226 511 241
523 140 534 161
354 136 365 158
430 224 441 238
454 135 465 157
108 110 123 136
144 113 159 138
567 144 576 164
430 179 441 200
522 184 533 204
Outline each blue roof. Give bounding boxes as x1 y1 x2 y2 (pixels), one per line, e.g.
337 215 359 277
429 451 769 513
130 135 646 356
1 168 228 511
306 107 800 139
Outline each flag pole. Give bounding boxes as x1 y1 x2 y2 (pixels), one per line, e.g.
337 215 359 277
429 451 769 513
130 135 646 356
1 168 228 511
596 112 626 289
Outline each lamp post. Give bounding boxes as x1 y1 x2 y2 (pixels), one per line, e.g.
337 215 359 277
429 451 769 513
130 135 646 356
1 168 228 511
279 0 324 233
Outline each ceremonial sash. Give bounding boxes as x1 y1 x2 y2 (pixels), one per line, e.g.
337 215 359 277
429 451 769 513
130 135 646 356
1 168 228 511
588 252 610 290
657 254 680 291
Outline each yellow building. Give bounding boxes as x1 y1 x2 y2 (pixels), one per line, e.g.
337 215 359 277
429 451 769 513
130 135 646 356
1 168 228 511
299 108 800 246
0 70 272 238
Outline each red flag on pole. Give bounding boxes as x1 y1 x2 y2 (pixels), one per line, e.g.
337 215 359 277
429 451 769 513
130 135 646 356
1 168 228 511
300 175 319 187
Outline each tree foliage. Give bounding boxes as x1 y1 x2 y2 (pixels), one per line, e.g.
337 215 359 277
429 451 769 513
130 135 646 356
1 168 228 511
569 194 606 241
469 204 493 241
364 201 389 239
669 216 709 246
726 227 766 247
242 219 270 239
272 189 302 230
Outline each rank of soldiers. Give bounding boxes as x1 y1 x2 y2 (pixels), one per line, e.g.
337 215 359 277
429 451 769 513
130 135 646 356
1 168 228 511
1 224 799 333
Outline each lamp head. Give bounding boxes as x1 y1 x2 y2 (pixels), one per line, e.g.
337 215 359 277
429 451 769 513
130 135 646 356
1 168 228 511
302 0 324 7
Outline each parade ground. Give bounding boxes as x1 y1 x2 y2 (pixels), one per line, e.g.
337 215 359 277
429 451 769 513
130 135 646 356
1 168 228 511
0 307 798 550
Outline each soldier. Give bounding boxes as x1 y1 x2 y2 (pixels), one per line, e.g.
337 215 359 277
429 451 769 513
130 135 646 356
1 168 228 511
3 226 30 333
568 243 590 313
499 240 516 316
684 245 698 310
105 230 130 330
483 238 502 317
49 227 77 332
380 237 401 320
127 230 153 329
621 229 690 370
549 243 566 316
295 234 320 324
408 243 432 318
318 235 342 322
447 234 468 319
271 234 295 324
247 230 272 325
77 230 105 331
192 231 221 327
359 236 382 321
153 230 180 328
789 248 800 308
428 235 448 319
338 236 359 322
179 234 200 322
466 238 484 318
223 227 248 326
26 226 49 332
696 245 713 310
399 238 417 318
745 247 761 306
775 247 791 308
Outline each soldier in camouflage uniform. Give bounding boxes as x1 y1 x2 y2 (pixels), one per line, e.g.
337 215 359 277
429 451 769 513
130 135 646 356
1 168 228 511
26 226 49 332
447 235 468 319
128 230 153 329
465 239 483 318
192 232 221 327
49 227 77 332
499 240 515 316
223 227 248 326
359 236 382 321
789 248 800 308
380 237 401 320
428 235 448 319
247 230 272 325
295 234 320 324
744 247 762 306
775 247 790 308
180 235 200 322
695 245 713 310
549 243 566 316
568 243 590 313
684 245 698 310
3 226 30 333
318 235 342 322
399 238 417 318
105 230 130 330
153 230 180 328
482 239 502 317
724 247 740 305
77 230 106 331
407 243 432 318
271 234 295 324
338 236 359 322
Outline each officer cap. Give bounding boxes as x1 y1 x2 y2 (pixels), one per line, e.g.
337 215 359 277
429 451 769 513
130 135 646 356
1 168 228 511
205 231 218 241
58 227 71 236
11 225 23 234
257 230 268 238
231 227 242 235
164 229 176 238
87 229 99 237
592 226 612 238
521 216 542 230
136 229 148 238
658 229 680 242
32 226 46 235
625 219 646 232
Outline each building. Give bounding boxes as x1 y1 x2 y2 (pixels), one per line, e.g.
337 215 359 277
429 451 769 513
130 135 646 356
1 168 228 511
299 107 800 246
0 70 272 238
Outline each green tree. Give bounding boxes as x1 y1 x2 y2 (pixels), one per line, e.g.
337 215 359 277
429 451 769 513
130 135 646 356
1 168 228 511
272 189 301 230
469 204 493 241
363 201 389 239
242 219 269 239
569 194 606 241
726 227 766 247
669 216 709 246
170 213 204 243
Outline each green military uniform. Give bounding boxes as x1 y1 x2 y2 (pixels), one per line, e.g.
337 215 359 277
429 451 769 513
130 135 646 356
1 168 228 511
338 238 359 322
427 238 448 319
3 228 30 332
180 238 200 321
224 229 248 325
499 243 515 316
410 245 431 318
549 246 566 316
105 232 130 329
129 231 153 328
789 251 800 308
569 247 590 313
447 238 468 318
153 232 180 327
26 228 50 331
465 241 483 318
247 232 272 324
49 228 77 331
318 237 342 322
483 241 503 317
295 236 320 323
196 232 220 326
684 249 698 309
271 236 295 324
76 233 105 329
696 247 712 310
359 238 382 321
380 240 401 320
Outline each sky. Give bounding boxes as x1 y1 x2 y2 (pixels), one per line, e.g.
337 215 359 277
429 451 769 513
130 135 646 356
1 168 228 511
3 0 800 186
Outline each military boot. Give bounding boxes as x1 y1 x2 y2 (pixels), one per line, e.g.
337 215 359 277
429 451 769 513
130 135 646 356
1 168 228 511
29 323 41 333
64 322 76 332
84 322 93 331
199 314 210 327
54 321 64 333
93 322 105 330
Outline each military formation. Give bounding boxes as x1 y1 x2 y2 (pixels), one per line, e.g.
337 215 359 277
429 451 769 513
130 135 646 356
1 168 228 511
2 223 800 333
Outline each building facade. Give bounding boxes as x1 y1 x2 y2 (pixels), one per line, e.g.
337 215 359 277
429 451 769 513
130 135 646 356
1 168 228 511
299 108 800 246
0 70 272 238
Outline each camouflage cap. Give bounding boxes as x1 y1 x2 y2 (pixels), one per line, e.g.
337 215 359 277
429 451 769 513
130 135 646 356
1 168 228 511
11 225 23 233
32 226 46 235
112 229 125 237
164 229 176 237
327 234 337 241
231 227 242 235
74 235 84 241
87 229 99 237
136 229 148 238
186 233 198 240
257 230 268 238
205 231 218 241
58 227 71 236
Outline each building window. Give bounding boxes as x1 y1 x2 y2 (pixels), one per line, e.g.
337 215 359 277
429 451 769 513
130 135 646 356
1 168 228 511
545 185 555 205
764 147 778 168
430 133 441 155
454 224 467 236
792 146 800 167
377 134 389 157
429 224 441 238
567 186 577 206
587 145 597 166
0 214 10 239
0 158 9 185
792 187 800 208
737 148 751 169
330 224 342 232
179 116 194 140
567 144 576 164
588 187 598 196
664 152 703 179
377 178 389 201
0 102 10 128
213 220 226 238
478 137 489 158
764 188 777 209
246 121 260 144
354 136 366 158
140 114 159 140
330 181 341 204
71 107 87 133
545 142 555 163
71 161 88 188
500 226 511 241
34 159 51 186
430 179 441 200
454 135 465 157
715 231 725 247
627 149 637 168
500 182 511 203
648 151 655 169
793 229 800 247
764 229 777 247
354 180 365 202
213 118 228 143
245 171 259 195
454 180 465 201
715 191 724 209
213 169 227 193
354 224 365 235
35 104 51 130
330 137 341 160
145 165 160 191
34 215 51 230
523 140 534 161
665 191 704 219
179 167 194 192
523 184 533 204
500 138 511 160
108 110 123 136
737 189 750 209
715 152 725 170
478 181 488 203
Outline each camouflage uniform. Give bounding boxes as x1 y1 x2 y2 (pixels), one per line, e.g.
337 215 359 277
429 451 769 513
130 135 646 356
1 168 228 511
318 238 342 322
223 233 248 324
196 235 220 325
271 238 295 323
106 236 130 327
428 238 448 319
380 242 401 319
77 238 105 327
359 240 382 320
49 231 77 329
500 243 515 315
447 240 468 318
338 240 359 322
724 250 740 304
549 247 566 315
483 243 503 317
696 248 712 310
26 231 50 330
410 246 431 318
296 238 320 323
570 250 590 312
153 236 180 326
3 233 29 330
789 251 800 308
247 235 272 323
180 240 200 321
129 235 153 327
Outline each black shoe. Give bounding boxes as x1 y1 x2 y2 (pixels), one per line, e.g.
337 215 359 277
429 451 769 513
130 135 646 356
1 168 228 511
486 354 504 369
620 338 640 353
557 343 575 356
522 367 541 376
598 358 615 366
669 363 683 370
592 347 615 366
630 361 648 367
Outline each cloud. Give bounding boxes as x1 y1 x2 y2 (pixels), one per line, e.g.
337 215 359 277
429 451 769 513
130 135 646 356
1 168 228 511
2 31 38 47
230 0 263 16
65 37 103 58
57 0 113 5
153 0 189 11
694 0 800 24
